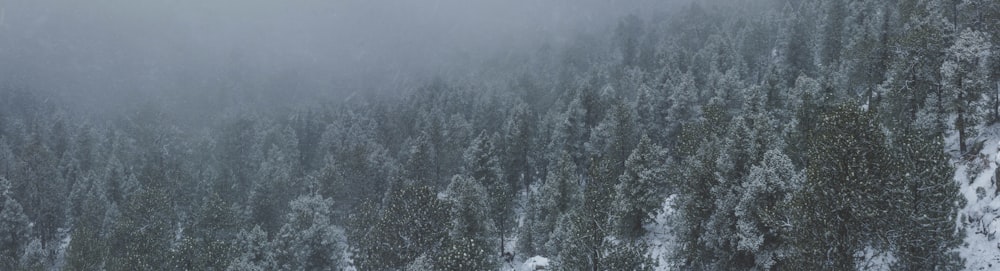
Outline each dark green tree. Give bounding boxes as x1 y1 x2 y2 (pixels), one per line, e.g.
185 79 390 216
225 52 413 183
789 104 897 270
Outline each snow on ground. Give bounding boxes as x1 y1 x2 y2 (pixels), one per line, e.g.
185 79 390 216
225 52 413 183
643 194 677 271
520 256 550 271
52 227 71 270
956 126 1000 270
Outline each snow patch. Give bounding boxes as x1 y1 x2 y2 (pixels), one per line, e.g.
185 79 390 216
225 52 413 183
643 194 677 271
957 127 1000 270
520 256 550 271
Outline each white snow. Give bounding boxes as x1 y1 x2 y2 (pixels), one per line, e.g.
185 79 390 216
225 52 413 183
643 194 677 271
520 256 550 271
52 227 71 270
956 126 1000 270
854 246 895 271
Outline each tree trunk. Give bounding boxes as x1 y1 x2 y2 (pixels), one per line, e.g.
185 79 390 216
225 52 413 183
994 81 999 123
958 111 967 154
959 88 967 154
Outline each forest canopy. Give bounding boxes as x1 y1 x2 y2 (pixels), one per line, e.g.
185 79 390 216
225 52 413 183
0 0 997 270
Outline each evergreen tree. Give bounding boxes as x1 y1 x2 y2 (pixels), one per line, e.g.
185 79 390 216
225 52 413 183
347 184 448 270
735 150 802 270
106 187 176 270
0 177 31 270
463 132 511 254
941 28 992 153
246 143 296 234
226 226 276 271
518 151 579 256
403 134 437 186
790 104 897 270
782 9 816 85
501 102 534 196
171 192 239 271
587 100 638 177
436 174 497 270
273 194 343 271
13 134 64 246
65 172 112 271
890 130 965 270
612 135 666 239
603 242 657 271
821 0 847 67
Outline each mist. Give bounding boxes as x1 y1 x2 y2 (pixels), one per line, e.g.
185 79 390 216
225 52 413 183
3 0 996 269
0 0 673 120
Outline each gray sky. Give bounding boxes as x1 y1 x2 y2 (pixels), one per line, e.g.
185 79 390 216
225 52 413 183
0 0 674 117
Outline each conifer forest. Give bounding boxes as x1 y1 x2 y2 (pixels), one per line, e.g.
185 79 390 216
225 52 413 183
1 0 1000 270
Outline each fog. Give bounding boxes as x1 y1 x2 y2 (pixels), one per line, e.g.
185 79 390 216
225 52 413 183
0 0 675 119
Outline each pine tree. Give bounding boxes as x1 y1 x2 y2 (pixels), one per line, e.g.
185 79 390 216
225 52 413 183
501 102 534 196
0 177 31 270
13 134 64 246
436 174 497 270
273 194 343 271
821 0 847 67
106 187 176 270
789 104 897 270
171 191 239 271
65 172 112 271
246 143 296 234
520 151 579 256
226 226 275 271
666 72 701 142
612 135 666 239
782 8 816 85
404 134 437 186
735 150 802 270
463 132 511 254
347 184 448 270
890 0 952 133
587 101 638 177
603 242 657 271
890 130 965 270
941 28 992 153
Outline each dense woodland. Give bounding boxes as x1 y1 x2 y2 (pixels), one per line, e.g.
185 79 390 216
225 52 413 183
1 0 999 270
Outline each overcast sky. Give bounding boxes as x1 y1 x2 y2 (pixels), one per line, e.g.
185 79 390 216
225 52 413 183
0 0 676 117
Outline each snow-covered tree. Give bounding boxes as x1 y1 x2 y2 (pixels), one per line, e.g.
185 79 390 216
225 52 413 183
889 130 964 270
227 226 276 271
735 150 802 270
106 187 176 270
347 184 448 270
612 135 666 239
273 194 343 271
0 177 31 269
519 151 580 256
501 102 534 195
790 104 897 270
436 174 497 270
941 28 992 153
403 133 437 186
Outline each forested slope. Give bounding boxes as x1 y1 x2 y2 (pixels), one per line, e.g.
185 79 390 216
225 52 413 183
1 0 999 270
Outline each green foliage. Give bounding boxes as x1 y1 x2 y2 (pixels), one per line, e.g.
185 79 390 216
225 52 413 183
790 104 897 270
433 236 496 271
612 135 667 239
273 194 343 271
347 185 449 270
889 130 965 270
227 226 275 271
106 187 176 270
735 150 801 270
941 29 993 153
519 151 580 256
0 178 31 270
603 242 656 271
